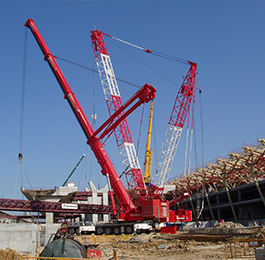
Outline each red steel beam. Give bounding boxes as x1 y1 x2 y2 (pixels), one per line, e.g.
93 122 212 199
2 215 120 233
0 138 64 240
0 198 112 214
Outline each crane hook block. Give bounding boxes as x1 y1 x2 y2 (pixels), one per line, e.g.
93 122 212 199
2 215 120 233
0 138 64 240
18 153 23 160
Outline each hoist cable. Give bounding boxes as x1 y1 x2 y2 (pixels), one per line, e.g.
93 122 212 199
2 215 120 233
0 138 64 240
54 55 141 89
2 164 19 198
77 150 88 189
150 51 190 65
14 166 20 199
199 78 205 218
91 48 96 185
21 163 33 190
19 28 28 158
198 76 204 170
193 119 198 172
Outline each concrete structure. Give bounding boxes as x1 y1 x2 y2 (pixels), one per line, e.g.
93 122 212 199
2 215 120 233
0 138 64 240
185 179 265 226
0 181 109 255
0 222 60 255
0 223 41 255
168 139 265 225
22 182 109 224
84 181 109 223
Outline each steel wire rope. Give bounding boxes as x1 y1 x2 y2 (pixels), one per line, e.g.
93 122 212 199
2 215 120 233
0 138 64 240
54 55 141 89
102 32 191 65
190 86 204 220
104 37 181 88
14 28 35 199
198 77 205 220
14 167 19 199
54 46 182 178
21 163 33 191
2 165 18 198
54 53 145 183
77 148 88 190
17 28 28 197
19 28 28 158
55 49 122 189
150 50 190 65
16 164 33 199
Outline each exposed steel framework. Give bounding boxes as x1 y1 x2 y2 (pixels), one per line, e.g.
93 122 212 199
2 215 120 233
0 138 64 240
170 139 265 197
0 198 112 214
91 29 147 199
152 62 199 189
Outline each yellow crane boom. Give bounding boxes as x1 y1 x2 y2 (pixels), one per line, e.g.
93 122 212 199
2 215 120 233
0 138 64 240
144 101 154 184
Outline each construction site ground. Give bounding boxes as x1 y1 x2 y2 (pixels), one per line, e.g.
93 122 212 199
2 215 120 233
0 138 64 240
1 222 264 260
74 222 263 260
77 232 227 260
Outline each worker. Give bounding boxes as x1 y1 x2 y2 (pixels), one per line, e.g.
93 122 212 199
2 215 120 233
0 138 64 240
181 222 184 230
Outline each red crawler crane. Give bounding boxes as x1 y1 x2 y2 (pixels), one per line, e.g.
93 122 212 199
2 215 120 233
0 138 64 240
24 18 169 224
91 29 147 202
92 32 200 194
90 31 200 224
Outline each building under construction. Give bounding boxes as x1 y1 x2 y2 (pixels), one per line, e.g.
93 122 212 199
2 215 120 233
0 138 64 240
168 138 265 225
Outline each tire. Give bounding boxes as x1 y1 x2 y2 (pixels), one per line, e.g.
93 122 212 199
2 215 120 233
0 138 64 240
104 227 112 235
125 225 133 234
113 226 120 235
96 226 104 235
75 228 80 235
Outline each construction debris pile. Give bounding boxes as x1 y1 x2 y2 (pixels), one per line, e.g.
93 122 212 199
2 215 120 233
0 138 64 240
0 247 22 260
214 221 245 229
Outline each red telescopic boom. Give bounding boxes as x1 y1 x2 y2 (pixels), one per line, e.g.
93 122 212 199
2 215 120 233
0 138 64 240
24 18 156 214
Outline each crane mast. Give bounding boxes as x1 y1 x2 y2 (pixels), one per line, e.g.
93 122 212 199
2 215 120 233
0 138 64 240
24 18 157 214
90 29 147 199
152 62 198 190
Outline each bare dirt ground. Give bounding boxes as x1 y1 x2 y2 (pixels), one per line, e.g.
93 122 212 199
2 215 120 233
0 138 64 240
96 232 227 260
77 222 260 260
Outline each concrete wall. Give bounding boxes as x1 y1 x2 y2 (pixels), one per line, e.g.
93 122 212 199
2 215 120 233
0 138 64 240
42 223 61 245
0 223 41 255
0 223 60 256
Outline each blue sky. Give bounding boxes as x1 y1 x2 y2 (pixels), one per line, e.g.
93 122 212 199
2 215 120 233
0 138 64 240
0 1 264 199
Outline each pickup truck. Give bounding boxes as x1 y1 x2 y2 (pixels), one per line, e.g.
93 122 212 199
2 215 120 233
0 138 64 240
79 222 96 235
134 223 152 234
